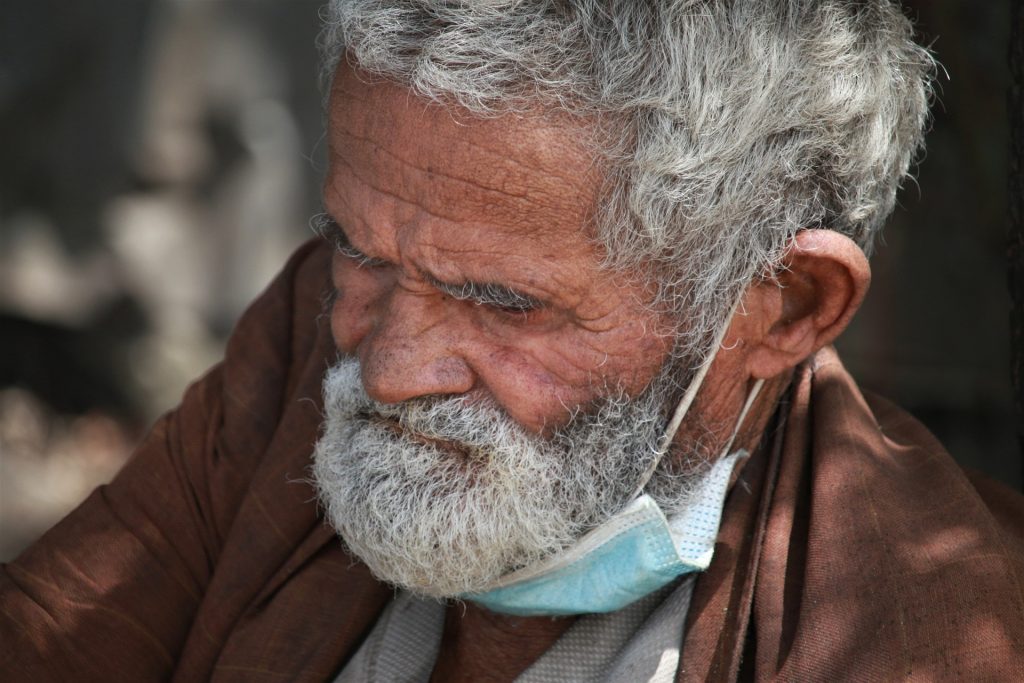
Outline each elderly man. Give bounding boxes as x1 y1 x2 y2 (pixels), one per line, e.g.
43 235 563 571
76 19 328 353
4 1 1024 681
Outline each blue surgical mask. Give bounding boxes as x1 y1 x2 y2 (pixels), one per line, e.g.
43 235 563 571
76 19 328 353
462 302 765 617
462 450 747 616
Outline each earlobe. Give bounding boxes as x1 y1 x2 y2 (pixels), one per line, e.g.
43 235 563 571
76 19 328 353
743 230 871 379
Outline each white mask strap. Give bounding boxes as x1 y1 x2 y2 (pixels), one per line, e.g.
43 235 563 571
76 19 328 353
631 297 764 499
721 376 765 456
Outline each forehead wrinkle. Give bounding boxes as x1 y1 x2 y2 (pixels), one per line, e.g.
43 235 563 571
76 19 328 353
430 119 601 197
330 73 599 180
330 126 589 235
326 157 590 309
327 154 589 299
330 147 588 264
332 126 523 194
327 159 633 322
333 126 530 204
327 83 600 228
330 151 543 254
416 240 585 295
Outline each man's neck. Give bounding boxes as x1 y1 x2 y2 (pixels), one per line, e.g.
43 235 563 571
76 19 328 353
429 603 576 682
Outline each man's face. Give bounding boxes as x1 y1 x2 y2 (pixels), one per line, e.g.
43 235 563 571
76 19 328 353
316 65 696 597
322 65 673 434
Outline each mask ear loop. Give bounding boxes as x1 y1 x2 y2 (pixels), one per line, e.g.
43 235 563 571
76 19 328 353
630 297 765 500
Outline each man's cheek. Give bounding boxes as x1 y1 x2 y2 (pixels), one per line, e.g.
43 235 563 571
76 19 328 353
469 344 595 434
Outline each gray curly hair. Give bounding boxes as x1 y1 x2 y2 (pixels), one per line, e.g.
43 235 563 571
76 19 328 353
319 0 935 365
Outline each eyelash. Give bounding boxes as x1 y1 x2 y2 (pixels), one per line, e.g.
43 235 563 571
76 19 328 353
472 294 541 315
489 301 539 315
439 280 543 315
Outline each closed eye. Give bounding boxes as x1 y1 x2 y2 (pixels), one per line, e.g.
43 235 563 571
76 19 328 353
428 278 544 315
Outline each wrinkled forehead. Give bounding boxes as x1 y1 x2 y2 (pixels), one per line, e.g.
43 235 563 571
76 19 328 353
325 62 608 245
327 61 598 163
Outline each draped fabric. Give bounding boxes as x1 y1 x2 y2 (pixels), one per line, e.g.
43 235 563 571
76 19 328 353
681 349 1024 680
3 239 1023 681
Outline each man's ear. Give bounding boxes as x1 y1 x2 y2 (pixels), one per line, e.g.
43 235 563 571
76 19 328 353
741 230 871 379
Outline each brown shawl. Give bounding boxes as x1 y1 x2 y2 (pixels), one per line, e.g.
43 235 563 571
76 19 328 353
3 240 1023 681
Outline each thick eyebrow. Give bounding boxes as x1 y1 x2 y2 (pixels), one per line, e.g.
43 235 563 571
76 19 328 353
312 212 390 266
423 274 544 312
311 211 345 248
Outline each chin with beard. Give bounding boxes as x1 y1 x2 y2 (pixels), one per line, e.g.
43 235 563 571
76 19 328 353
311 356 711 599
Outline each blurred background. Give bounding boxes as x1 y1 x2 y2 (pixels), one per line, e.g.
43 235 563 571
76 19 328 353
0 0 1020 561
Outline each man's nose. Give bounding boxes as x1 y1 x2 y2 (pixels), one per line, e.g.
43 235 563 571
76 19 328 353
357 286 475 404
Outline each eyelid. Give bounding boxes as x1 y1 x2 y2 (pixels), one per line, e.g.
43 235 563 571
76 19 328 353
434 279 544 314
319 214 390 268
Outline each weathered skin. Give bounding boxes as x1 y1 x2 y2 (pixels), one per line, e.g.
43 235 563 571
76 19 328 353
322 63 871 682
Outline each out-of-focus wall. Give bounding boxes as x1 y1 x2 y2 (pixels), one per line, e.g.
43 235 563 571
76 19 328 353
0 0 1019 561
0 0 327 559
836 0 1021 489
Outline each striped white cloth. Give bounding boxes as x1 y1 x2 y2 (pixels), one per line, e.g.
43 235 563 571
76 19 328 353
335 574 695 683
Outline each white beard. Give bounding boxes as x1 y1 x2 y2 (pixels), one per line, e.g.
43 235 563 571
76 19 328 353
311 356 706 598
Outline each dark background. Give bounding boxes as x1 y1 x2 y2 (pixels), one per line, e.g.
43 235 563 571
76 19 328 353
0 0 1019 560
